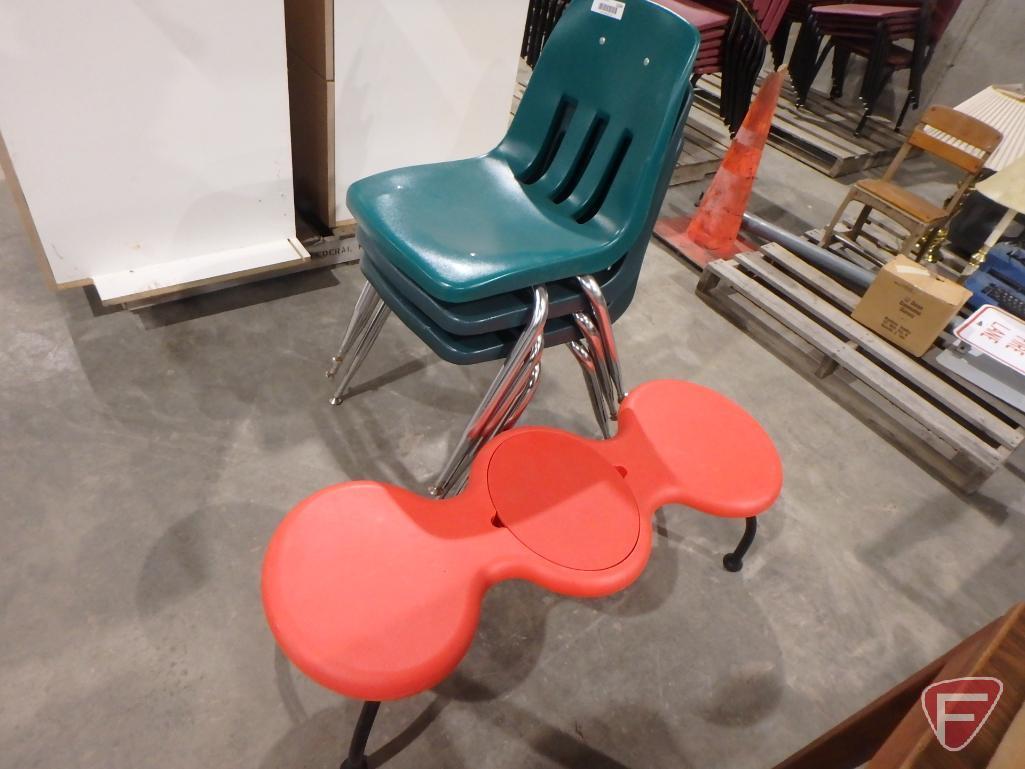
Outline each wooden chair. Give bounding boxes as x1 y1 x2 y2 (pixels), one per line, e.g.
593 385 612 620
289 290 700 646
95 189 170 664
820 105 1003 260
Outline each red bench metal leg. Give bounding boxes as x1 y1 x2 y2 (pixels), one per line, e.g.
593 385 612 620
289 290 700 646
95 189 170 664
339 701 380 769
723 516 759 572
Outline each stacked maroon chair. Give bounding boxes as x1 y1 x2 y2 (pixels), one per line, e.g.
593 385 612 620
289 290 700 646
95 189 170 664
770 0 838 68
790 0 965 135
656 0 732 75
788 0 919 108
656 0 789 133
524 0 787 134
717 0 789 134
814 3 921 106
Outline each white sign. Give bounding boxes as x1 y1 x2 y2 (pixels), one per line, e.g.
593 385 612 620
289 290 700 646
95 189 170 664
954 305 1025 376
591 0 625 20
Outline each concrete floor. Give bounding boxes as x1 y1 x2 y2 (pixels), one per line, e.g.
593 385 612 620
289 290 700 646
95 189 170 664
1 142 1023 769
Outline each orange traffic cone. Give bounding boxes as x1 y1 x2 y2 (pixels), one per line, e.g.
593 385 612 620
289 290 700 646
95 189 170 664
655 69 784 268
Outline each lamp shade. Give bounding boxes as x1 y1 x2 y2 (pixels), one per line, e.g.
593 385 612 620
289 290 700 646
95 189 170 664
975 154 1025 213
954 85 1025 171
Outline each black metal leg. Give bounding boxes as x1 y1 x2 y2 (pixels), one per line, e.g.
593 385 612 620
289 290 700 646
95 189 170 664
830 47 850 100
812 40 834 83
723 517 758 573
894 89 914 132
770 19 791 69
789 14 823 107
855 108 871 137
340 701 381 769
855 65 893 137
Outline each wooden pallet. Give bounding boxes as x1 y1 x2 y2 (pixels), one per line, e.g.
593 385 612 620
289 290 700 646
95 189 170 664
807 223 900 269
697 243 1024 492
807 223 971 283
693 73 904 178
512 60 725 186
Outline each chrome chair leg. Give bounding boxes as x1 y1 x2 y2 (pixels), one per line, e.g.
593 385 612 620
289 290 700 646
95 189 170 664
577 275 627 404
438 336 543 497
327 281 381 379
480 341 542 438
430 286 549 498
569 340 612 439
435 340 543 499
445 359 542 498
329 300 391 406
573 312 617 422
497 363 541 433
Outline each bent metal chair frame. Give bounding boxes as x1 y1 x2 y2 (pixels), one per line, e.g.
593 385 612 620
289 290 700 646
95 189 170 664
334 248 759 561
327 275 624 498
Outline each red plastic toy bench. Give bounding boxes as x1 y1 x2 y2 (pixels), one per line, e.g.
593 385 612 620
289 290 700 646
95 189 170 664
262 379 782 768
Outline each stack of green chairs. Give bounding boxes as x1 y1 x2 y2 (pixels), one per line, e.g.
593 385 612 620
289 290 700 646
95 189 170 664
327 0 700 496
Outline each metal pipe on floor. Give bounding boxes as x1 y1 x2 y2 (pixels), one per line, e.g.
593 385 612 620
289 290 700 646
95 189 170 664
741 212 875 290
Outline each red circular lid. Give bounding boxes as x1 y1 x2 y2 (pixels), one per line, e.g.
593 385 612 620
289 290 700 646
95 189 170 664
486 432 639 571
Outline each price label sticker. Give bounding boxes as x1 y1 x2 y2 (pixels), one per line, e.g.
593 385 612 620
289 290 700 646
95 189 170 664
591 0 626 20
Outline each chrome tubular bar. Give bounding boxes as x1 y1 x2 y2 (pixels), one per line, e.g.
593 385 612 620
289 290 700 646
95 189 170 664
577 275 627 404
480 339 543 439
432 341 542 498
497 363 542 433
432 317 545 498
572 311 618 422
429 286 549 497
327 281 381 379
568 340 612 439
445 359 543 497
328 299 391 406
466 288 549 444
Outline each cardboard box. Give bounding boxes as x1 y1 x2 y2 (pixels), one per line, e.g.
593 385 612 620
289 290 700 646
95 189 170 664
852 255 972 357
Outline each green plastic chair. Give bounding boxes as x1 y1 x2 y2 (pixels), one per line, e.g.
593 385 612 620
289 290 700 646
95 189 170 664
328 0 700 496
346 0 700 303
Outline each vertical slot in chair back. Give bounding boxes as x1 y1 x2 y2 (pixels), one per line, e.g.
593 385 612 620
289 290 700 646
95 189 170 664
500 0 699 236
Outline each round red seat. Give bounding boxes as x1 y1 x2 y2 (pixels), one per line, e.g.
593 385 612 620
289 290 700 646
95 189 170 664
487 432 640 571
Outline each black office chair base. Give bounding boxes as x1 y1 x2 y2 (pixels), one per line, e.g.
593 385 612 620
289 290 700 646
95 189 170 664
722 516 757 572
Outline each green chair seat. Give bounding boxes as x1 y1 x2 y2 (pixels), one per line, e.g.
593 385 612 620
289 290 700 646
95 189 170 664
360 256 631 366
358 227 625 335
347 157 615 303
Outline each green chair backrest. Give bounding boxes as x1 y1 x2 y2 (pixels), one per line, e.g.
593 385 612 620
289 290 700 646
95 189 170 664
497 0 699 242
